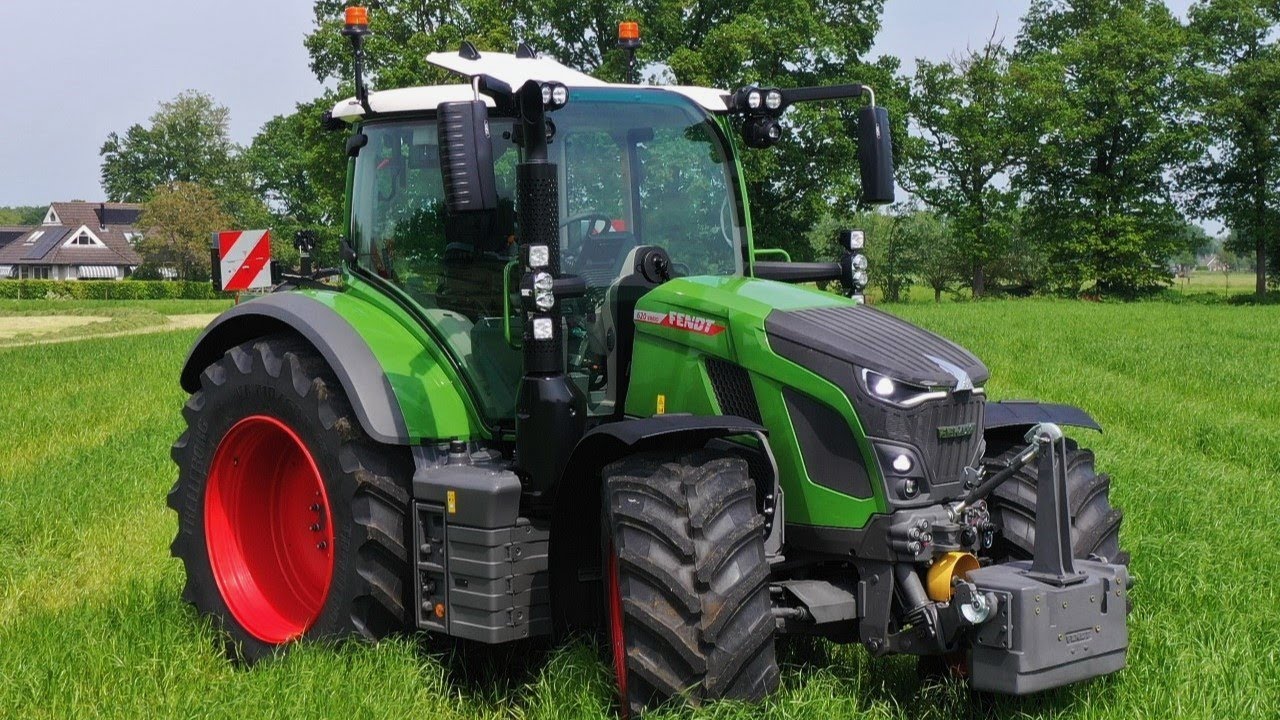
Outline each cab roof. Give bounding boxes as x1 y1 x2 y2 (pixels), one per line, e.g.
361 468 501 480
331 49 732 121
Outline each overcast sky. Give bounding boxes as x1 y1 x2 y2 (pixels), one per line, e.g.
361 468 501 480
0 0 1197 209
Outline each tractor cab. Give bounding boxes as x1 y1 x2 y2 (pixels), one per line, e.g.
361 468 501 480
342 77 746 420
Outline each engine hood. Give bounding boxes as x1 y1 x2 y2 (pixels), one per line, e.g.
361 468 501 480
764 304 989 390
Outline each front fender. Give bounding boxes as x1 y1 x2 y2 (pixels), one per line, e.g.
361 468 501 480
180 291 478 445
983 400 1102 436
548 414 766 634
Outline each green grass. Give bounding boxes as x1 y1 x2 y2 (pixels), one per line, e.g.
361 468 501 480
0 300 230 346
0 298 233 316
1171 271 1259 298
1 301 1278 718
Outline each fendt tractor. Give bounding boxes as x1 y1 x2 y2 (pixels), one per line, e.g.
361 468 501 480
169 7 1131 715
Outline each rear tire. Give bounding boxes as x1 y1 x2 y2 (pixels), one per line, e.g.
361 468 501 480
985 439 1128 565
168 335 414 661
602 450 779 717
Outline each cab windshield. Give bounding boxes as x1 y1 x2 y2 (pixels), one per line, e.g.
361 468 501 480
349 90 744 421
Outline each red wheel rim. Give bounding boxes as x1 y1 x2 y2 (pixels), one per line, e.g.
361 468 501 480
605 541 630 716
204 415 335 644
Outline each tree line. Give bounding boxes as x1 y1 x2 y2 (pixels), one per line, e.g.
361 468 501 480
98 0 1279 298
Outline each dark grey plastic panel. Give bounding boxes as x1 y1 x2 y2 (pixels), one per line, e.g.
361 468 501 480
968 559 1129 694
765 304 989 388
412 460 522 529
412 501 552 643
784 388 872 499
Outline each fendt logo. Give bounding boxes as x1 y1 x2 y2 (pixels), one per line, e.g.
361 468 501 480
634 309 726 337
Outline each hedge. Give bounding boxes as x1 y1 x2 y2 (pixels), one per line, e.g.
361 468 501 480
0 280 230 300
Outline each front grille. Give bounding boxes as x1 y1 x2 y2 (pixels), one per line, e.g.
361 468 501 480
705 357 763 424
915 395 986 485
860 390 984 486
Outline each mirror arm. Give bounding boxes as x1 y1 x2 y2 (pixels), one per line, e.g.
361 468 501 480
769 84 873 114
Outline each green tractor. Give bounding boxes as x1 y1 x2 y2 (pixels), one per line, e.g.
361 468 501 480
169 9 1130 715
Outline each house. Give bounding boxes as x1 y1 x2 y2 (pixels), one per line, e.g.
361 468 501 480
0 225 32 258
0 201 143 280
1204 254 1231 273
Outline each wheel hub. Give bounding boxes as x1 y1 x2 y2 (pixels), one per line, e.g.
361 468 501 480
204 415 335 644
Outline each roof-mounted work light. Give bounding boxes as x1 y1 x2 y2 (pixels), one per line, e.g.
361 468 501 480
540 82 569 110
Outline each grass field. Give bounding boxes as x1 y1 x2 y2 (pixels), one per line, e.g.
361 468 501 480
1 299 1278 719
0 299 232 346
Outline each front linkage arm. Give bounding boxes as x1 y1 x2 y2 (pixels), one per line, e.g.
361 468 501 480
959 422 1084 585
864 423 1090 657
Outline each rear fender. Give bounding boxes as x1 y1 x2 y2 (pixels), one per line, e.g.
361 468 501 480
180 291 477 445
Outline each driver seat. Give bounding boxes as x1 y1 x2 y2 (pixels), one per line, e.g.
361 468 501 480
571 232 638 288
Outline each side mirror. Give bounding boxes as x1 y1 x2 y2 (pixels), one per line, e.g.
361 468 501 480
437 100 499 214
857 105 895 205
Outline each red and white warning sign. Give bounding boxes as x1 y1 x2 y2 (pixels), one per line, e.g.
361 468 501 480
215 230 273 292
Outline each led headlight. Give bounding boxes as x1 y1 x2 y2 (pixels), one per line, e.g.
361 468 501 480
851 270 868 288
765 89 783 110
861 369 949 408
872 441 928 501
540 82 568 109
533 272 555 310
851 253 868 271
747 89 763 109
528 244 550 268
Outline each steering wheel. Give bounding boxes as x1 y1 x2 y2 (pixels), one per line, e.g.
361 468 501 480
562 211 615 248
720 197 734 248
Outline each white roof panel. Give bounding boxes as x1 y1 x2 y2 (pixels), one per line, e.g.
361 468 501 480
332 51 731 121
425 50 607 90
332 85 494 120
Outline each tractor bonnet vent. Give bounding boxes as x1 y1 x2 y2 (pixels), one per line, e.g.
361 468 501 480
705 357 763 424
764 305 988 389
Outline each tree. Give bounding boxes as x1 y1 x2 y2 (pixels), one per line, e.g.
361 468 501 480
0 206 45 226
903 35 1020 297
100 91 254 214
1012 0 1196 297
1183 0 1280 295
305 0 518 89
898 211 961 302
245 94 349 267
303 0 901 261
136 183 234 281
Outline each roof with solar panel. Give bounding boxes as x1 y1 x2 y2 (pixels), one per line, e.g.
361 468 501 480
0 201 143 278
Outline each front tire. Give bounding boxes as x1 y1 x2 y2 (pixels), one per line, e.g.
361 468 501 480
602 450 779 716
985 439 1127 565
168 336 413 661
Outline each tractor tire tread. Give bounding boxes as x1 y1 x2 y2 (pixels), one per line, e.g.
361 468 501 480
604 450 777 716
